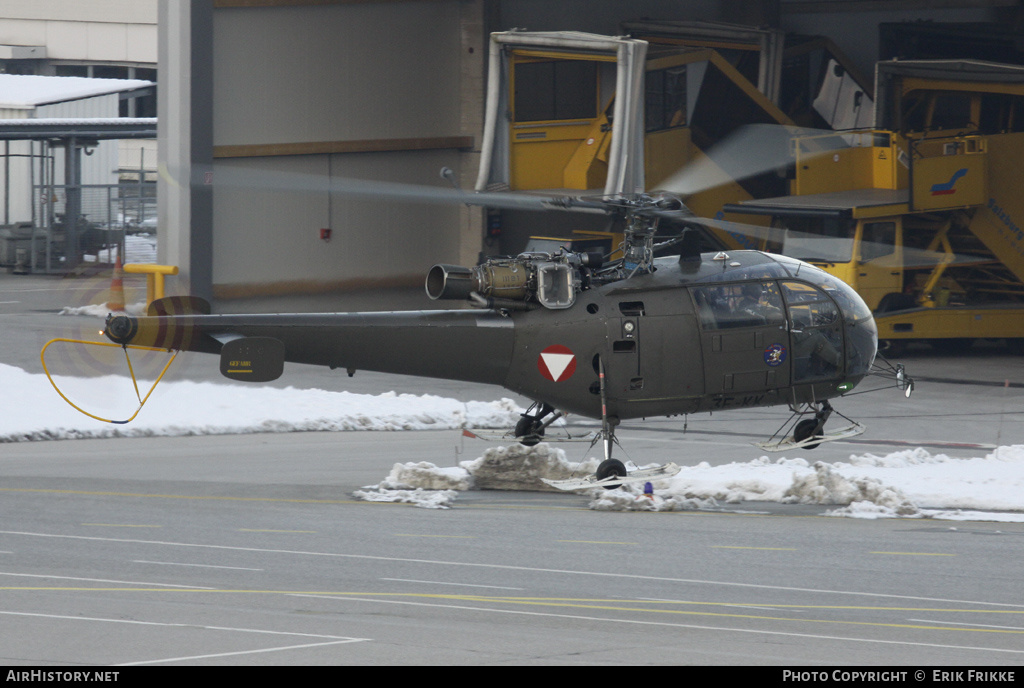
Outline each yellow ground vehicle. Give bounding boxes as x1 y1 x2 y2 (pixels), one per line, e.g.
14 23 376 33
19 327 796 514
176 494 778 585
475 30 795 254
726 60 1024 353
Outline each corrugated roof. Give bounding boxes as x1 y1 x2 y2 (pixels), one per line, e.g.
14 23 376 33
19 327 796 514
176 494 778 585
0 74 154 109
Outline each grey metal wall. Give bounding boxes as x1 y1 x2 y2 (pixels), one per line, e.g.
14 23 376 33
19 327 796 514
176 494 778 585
208 2 470 296
161 0 1006 302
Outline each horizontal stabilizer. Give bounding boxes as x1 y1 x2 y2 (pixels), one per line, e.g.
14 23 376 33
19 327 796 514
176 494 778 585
219 337 285 382
147 296 212 317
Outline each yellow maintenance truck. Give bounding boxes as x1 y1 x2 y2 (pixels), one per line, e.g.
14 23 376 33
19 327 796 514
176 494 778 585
475 30 796 255
725 59 1024 354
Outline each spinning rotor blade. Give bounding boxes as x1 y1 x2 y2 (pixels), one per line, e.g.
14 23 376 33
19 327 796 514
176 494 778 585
691 216 996 269
684 214 775 242
190 165 609 215
657 124 842 197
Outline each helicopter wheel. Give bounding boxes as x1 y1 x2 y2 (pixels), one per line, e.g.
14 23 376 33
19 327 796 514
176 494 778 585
595 458 627 489
793 419 823 450
514 415 544 446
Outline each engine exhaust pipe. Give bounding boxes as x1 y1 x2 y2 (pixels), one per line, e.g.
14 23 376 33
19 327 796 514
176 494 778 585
426 264 477 300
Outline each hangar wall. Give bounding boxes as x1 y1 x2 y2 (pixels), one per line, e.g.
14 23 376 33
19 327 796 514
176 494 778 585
206 1 480 298
161 0 1006 304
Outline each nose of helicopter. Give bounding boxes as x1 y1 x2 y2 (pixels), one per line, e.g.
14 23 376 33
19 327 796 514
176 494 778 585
765 253 878 382
843 299 878 379
816 266 878 380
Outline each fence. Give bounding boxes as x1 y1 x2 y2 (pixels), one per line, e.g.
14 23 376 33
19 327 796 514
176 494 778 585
23 182 157 273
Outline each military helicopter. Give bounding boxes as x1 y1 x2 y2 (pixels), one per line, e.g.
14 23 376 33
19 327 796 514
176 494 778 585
47 126 912 488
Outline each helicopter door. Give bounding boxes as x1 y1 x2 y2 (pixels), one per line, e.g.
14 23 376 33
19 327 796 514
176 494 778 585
781 281 844 384
692 282 789 397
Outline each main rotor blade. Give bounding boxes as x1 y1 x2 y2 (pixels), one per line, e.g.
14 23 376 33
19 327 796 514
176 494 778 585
691 216 996 269
188 165 608 214
658 124 845 197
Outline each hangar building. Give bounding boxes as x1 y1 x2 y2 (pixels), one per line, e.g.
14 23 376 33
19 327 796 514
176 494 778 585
153 1 1023 305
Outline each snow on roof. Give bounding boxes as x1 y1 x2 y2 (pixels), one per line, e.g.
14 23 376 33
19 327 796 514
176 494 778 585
0 74 154 109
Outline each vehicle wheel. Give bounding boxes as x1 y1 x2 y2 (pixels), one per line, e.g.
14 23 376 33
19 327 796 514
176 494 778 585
595 458 627 489
928 338 973 354
876 293 915 313
794 418 822 450
514 416 543 446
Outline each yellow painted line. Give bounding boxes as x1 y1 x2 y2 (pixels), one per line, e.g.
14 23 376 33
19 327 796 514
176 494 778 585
239 529 316 534
870 551 957 557
0 487 361 505
712 546 798 551
81 523 162 528
557 540 638 545
1 588 1022 635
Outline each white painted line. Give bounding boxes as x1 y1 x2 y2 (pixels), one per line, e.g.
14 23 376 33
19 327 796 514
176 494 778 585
117 638 369 666
2 529 1023 611
0 609 371 664
287 593 1024 657
381 578 524 590
0 609 359 639
0 570 217 589
909 618 1024 631
134 560 264 571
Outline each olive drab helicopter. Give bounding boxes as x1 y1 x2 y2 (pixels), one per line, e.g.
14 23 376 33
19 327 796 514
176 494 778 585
45 126 913 490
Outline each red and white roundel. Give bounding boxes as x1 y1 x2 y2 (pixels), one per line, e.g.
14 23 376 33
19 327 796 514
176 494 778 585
538 345 577 382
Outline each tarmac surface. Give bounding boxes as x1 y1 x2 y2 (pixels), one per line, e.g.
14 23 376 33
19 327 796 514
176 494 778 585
2 269 1024 665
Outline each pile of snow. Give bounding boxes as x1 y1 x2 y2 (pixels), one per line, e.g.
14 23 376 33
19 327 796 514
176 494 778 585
53 234 159 317
463 443 599 491
83 234 158 266
59 302 146 317
0 363 522 442
358 444 1024 521
354 444 599 508
353 487 459 510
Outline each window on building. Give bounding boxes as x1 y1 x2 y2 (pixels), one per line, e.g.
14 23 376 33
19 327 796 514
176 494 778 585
514 60 598 122
645 66 686 132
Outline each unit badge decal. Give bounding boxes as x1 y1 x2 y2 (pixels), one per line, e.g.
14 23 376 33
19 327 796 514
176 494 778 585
764 343 787 367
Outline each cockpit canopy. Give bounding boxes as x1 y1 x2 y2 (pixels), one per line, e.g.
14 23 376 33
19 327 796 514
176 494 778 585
681 251 877 378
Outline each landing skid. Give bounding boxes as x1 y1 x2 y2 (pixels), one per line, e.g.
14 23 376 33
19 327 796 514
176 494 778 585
542 463 681 492
461 428 598 443
756 399 864 452
755 422 864 452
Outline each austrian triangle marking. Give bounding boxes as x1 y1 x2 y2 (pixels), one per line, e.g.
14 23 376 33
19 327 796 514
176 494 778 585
540 352 575 382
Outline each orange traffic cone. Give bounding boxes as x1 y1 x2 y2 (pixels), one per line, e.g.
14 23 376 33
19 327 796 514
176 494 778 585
107 254 126 312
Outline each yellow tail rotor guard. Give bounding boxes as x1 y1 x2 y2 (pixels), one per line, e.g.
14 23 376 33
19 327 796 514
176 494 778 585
41 338 178 424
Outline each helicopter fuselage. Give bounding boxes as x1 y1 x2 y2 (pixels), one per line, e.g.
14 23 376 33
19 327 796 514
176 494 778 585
104 250 878 424
503 250 876 420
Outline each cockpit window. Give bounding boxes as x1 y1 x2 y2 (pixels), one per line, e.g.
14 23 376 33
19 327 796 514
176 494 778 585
781 280 843 382
692 281 784 330
771 256 872 323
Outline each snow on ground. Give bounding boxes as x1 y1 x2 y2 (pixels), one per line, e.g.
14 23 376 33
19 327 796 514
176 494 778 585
15 305 1024 520
63 234 159 316
1 362 522 442
358 443 1024 520
82 233 158 266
